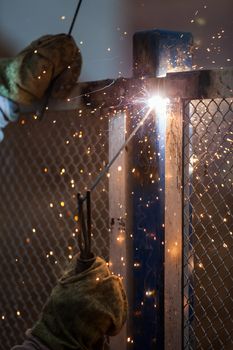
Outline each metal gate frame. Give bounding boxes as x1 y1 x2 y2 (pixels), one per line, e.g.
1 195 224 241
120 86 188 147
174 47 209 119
0 28 232 349
25 39 233 350
73 34 232 349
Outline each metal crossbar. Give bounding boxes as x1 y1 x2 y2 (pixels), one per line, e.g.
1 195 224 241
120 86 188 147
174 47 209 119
183 98 233 349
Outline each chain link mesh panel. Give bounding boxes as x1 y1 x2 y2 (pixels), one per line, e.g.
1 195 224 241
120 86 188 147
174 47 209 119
0 109 110 349
183 98 233 349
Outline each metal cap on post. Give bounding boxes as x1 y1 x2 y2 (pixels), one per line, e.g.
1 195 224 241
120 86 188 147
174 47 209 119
129 29 193 350
133 29 193 78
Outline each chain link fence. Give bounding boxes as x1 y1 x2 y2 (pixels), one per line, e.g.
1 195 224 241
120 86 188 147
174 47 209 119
183 98 233 349
0 109 110 349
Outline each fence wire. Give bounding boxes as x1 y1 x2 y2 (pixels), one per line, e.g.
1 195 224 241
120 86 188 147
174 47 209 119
0 109 110 349
183 98 233 349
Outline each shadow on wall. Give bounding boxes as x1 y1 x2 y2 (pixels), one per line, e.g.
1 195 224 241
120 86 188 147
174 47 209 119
0 30 16 57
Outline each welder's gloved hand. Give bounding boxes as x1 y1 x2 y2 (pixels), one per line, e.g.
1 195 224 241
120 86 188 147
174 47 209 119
0 33 81 141
0 95 19 142
30 254 127 350
0 33 82 105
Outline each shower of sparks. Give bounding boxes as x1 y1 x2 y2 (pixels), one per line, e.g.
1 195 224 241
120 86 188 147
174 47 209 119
0 4 232 345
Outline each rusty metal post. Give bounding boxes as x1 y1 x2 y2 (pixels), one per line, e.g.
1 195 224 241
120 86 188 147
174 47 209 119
109 111 128 350
132 29 193 349
164 99 184 350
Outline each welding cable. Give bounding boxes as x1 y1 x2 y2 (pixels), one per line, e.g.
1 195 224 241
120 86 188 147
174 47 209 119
38 0 84 119
68 0 83 36
77 191 92 259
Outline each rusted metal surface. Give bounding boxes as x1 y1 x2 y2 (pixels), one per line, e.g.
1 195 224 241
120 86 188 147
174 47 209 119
109 112 128 350
133 29 193 78
164 100 183 350
20 68 233 117
32 68 233 112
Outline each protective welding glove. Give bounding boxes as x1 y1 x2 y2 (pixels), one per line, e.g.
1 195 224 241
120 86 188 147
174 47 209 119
0 33 82 104
0 33 82 142
13 253 127 350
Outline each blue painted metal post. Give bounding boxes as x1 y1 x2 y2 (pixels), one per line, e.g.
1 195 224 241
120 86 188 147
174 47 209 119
128 29 193 349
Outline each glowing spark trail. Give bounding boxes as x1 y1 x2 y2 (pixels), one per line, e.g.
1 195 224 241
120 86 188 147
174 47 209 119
85 105 155 198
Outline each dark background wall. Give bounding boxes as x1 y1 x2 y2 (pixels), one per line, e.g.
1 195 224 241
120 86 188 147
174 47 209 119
0 0 232 81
